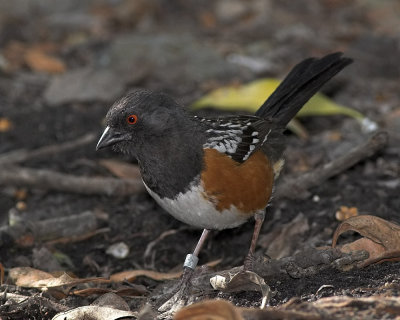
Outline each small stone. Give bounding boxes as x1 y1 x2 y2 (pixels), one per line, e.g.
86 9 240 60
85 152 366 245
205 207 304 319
106 242 129 259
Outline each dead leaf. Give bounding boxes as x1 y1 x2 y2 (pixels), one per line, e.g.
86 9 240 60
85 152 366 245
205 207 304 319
92 292 130 311
0 117 13 132
9 267 53 287
341 237 385 256
9 267 109 289
332 215 400 249
99 159 141 180
110 269 182 282
33 273 108 289
335 206 359 221
110 259 221 282
24 48 66 74
332 215 400 267
210 270 271 308
174 299 243 320
52 306 137 320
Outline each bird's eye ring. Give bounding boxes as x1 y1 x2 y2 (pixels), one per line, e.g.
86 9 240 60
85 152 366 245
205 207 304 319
126 114 138 125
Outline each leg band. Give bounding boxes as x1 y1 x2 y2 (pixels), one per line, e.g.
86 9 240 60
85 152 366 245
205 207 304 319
183 254 199 270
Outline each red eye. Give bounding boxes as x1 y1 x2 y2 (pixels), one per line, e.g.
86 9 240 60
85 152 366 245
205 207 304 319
126 114 138 124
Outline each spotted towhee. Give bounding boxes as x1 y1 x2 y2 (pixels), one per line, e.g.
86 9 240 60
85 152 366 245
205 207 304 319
97 52 352 272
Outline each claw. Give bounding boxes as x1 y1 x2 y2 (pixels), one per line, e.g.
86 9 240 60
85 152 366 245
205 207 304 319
157 267 194 315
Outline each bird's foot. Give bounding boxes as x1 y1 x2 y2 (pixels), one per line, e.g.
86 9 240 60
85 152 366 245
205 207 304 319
157 267 196 317
243 251 255 271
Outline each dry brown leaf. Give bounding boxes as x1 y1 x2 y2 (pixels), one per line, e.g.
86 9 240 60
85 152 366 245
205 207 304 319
9 267 53 287
110 269 182 282
9 267 109 289
31 273 108 289
174 299 243 320
335 206 359 221
24 48 66 74
0 118 13 132
341 237 385 256
99 159 141 180
110 259 221 282
332 215 400 267
332 215 400 249
52 306 137 320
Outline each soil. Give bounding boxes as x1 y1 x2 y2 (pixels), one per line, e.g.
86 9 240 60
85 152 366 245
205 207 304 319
0 1 399 319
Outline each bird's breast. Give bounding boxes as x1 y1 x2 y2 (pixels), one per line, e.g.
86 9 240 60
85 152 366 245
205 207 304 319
142 149 274 230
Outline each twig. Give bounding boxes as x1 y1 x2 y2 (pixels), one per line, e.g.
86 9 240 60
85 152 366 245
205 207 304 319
0 132 96 165
275 131 389 200
0 166 144 195
0 132 387 199
0 211 99 247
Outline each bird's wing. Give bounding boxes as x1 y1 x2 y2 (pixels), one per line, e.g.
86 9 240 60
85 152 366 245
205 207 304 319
197 115 276 163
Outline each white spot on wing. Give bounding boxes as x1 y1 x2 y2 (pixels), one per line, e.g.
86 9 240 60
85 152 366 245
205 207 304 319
262 129 272 145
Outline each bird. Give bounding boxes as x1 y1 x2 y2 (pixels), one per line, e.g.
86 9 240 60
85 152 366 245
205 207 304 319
96 52 352 276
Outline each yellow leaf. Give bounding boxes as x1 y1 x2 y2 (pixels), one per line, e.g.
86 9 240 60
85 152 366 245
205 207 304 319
191 78 366 122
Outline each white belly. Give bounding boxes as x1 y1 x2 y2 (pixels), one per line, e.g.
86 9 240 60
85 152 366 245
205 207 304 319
143 181 249 230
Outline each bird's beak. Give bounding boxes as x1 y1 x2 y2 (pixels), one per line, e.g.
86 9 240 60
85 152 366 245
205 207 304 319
96 126 130 150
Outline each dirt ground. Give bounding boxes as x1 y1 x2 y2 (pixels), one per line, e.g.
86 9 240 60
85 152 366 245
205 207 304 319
0 1 399 319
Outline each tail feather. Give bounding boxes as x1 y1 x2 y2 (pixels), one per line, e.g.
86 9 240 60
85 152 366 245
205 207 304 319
255 52 353 126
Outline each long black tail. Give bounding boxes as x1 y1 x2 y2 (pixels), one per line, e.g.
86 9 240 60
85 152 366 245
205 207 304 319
255 52 353 126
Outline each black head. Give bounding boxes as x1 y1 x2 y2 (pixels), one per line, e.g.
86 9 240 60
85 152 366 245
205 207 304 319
96 89 189 157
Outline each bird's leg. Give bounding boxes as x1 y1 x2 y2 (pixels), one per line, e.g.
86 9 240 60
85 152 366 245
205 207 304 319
181 228 210 282
244 211 265 270
158 229 210 313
